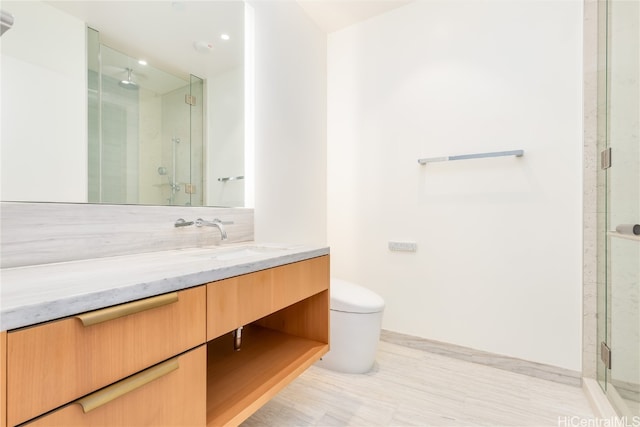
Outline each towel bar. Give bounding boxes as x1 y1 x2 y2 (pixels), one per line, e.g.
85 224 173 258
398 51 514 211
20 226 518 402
418 150 524 165
218 175 245 182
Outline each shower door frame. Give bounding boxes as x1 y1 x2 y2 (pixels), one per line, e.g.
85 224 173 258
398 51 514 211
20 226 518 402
596 0 640 417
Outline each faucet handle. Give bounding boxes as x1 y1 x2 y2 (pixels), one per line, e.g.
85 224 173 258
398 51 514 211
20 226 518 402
174 218 194 227
195 218 232 227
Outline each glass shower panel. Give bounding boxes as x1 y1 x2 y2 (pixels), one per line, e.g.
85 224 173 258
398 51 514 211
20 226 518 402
160 78 191 206
189 75 205 207
602 0 640 417
87 42 146 204
609 238 640 415
100 45 140 205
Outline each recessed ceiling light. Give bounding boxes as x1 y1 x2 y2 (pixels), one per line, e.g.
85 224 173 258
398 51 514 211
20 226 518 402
138 59 147 66
220 33 230 41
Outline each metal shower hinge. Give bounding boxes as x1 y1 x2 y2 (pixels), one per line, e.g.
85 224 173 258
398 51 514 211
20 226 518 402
601 341 612 369
601 148 612 170
185 95 196 106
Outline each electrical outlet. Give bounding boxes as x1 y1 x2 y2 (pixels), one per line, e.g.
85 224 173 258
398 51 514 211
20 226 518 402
388 241 417 252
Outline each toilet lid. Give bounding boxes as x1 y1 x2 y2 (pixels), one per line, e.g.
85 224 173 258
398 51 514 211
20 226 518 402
330 278 385 313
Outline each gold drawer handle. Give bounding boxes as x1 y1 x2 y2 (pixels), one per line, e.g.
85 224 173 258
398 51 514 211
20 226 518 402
76 357 179 413
76 292 179 326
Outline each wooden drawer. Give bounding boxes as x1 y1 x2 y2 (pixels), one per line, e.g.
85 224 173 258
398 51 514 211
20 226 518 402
23 346 206 427
207 255 329 341
7 286 206 426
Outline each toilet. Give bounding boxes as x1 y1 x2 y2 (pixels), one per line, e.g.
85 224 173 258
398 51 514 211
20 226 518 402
316 278 385 374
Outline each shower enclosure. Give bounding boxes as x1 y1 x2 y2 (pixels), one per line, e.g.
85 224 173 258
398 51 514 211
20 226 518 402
87 28 204 206
596 0 639 417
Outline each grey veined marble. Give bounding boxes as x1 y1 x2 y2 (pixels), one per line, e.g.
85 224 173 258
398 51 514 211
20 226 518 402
0 243 329 331
0 202 255 268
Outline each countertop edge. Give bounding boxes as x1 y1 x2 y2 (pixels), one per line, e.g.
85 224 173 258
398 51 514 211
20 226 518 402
1 246 329 331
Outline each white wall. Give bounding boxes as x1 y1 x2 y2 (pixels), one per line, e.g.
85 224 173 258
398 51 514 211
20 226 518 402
328 0 584 371
1 1 87 202
251 1 327 245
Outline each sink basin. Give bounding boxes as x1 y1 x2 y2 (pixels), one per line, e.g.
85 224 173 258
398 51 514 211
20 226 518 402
212 246 286 261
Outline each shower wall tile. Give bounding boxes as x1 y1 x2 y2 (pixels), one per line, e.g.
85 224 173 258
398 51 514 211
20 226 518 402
583 279 599 379
582 0 600 380
583 212 598 284
0 202 253 268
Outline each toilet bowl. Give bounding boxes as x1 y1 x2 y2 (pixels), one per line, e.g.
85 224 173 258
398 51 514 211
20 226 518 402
316 278 385 374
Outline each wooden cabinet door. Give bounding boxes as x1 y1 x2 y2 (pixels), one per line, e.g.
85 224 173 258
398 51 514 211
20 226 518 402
207 255 329 341
7 286 206 426
1 331 6 427
23 346 206 427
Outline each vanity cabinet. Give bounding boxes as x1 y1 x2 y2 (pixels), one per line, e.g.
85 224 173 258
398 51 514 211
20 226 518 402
2 254 329 427
23 346 206 427
6 287 207 426
206 255 329 426
207 254 329 340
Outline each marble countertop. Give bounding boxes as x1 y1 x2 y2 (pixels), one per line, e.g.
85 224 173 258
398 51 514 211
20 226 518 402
0 242 329 331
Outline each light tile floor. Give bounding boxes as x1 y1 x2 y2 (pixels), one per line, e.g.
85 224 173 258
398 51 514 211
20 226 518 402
242 341 595 426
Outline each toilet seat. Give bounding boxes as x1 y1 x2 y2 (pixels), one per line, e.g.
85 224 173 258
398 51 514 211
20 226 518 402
330 278 385 313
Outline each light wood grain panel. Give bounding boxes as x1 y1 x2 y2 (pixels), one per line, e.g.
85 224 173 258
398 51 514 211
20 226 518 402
24 346 206 427
7 286 206 426
256 291 329 344
236 269 273 333
207 276 242 340
270 255 329 310
1 331 6 427
206 326 328 427
207 256 329 341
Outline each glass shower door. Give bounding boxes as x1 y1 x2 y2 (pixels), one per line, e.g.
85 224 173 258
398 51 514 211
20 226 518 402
598 0 640 417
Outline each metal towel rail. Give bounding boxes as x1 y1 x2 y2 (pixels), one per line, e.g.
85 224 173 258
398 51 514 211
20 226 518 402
218 175 244 182
418 150 524 165
1 10 14 36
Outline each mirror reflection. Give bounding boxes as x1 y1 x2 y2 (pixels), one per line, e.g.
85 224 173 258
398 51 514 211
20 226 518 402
0 1 246 207
88 29 205 206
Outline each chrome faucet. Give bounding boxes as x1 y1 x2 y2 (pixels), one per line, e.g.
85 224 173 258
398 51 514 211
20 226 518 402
174 218 194 228
195 218 230 240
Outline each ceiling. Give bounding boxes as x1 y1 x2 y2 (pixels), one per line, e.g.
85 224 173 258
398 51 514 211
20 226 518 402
48 1 244 82
296 0 413 33
47 0 411 90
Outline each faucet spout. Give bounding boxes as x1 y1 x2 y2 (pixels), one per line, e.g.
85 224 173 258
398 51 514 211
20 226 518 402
195 218 228 240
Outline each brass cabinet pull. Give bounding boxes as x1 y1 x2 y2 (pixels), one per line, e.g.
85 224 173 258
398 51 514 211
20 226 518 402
76 292 179 326
76 358 179 413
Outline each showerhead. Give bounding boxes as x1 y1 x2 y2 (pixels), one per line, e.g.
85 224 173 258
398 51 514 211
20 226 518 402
119 68 139 90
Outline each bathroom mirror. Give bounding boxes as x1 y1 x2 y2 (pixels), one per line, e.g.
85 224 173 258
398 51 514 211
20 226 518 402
0 1 246 207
